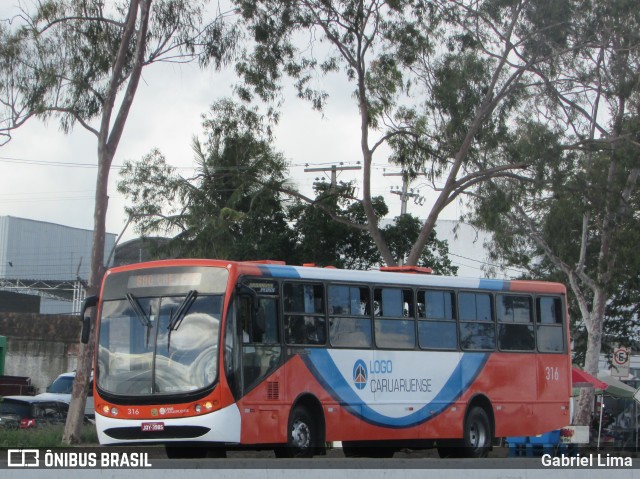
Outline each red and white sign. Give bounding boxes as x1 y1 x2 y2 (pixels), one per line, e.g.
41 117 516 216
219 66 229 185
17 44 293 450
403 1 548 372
611 346 630 378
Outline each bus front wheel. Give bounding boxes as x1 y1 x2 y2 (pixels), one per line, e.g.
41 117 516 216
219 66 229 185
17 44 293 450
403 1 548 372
275 406 317 458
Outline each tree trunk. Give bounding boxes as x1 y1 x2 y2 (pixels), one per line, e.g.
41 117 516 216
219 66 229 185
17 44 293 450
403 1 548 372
62 152 112 444
573 291 606 427
61 0 150 444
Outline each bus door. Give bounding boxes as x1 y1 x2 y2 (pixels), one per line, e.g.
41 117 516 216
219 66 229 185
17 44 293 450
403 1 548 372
236 280 282 397
235 280 283 444
239 296 281 393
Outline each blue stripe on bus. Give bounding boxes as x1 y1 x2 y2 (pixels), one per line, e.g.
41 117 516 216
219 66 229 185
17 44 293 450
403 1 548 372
256 265 513 290
303 350 489 428
257 265 513 292
478 278 510 290
258 265 302 278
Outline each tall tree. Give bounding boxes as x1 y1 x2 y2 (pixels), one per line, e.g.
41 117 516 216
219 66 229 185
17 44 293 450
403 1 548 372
290 181 459 273
469 0 640 425
288 181 385 269
233 0 577 266
119 99 296 261
0 0 236 443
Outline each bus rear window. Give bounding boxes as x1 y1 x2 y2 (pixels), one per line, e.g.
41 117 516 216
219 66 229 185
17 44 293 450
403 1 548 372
536 296 565 353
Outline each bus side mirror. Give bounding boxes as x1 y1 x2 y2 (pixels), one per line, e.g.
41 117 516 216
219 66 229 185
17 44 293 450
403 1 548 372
80 296 99 344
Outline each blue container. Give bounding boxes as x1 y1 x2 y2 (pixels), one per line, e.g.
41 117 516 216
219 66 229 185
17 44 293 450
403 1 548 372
529 430 561 445
506 436 529 445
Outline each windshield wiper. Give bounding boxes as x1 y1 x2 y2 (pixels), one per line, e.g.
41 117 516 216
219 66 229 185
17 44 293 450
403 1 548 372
127 293 153 348
126 293 151 328
168 290 198 332
167 290 198 352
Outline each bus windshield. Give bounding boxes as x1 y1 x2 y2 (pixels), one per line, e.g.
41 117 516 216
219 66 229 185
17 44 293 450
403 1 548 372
96 266 228 397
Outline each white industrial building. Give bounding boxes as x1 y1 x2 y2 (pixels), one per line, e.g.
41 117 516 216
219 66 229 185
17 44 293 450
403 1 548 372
0 216 116 314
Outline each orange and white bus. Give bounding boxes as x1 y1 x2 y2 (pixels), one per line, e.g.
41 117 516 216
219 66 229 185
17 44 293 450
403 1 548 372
83 259 571 458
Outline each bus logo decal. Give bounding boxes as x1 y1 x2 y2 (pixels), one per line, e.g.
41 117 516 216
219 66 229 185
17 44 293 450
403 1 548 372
303 350 490 428
353 360 368 390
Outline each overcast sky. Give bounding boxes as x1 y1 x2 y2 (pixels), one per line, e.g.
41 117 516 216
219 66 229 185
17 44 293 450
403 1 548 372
0 61 462 240
0 4 463 247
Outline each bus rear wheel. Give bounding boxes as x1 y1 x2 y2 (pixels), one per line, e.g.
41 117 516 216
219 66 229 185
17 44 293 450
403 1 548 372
275 406 317 458
461 406 491 458
437 406 492 458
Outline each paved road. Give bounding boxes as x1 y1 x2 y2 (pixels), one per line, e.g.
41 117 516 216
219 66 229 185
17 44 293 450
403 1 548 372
146 446 640 469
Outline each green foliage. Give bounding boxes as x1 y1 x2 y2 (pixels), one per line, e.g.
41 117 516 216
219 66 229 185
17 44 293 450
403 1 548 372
288 182 385 269
0 424 98 448
383 214 458 275
119 99 296 261
234 0 588 268
290 183 458 273
466 0 640 367
0 0 237 140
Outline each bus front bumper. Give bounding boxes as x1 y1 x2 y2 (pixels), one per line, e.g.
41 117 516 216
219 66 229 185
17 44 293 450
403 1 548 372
96 403 241 445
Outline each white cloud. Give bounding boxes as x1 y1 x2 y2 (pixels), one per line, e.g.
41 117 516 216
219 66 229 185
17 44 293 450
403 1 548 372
0 7 460 247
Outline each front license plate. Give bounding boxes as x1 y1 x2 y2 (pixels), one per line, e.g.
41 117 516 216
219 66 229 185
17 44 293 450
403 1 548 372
141 422 165 432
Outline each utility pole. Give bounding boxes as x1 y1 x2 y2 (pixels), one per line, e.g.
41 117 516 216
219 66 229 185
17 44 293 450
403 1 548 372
383 170 424 215
304 162 362 189
384 170 427 266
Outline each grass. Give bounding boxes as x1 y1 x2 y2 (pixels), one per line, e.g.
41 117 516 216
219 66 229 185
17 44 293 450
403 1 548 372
0 423 98 448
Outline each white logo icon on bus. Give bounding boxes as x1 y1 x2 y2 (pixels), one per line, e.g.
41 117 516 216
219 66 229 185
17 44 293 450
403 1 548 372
353 360 368 390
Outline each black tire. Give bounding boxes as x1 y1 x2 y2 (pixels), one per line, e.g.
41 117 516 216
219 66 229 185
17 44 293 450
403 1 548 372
461 407 491 458
437 407 492 458
276 406 316 458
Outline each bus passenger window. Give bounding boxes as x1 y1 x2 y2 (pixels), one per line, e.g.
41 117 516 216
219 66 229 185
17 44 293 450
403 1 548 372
459 292 495 351
328 285 372 348
284 282 326 346
418 290 457 350
536 297 564 353
459 292 492 321
329 285 370 316
285 315 326 345
497 295 534 351
283 283 324 314
374 288 415 349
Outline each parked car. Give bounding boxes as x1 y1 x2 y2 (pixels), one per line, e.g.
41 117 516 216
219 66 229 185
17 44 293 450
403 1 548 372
0 375 36 396
36 371 95 420
0 396 69 429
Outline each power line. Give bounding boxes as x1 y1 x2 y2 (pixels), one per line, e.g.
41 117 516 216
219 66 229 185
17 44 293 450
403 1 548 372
445 251 528 277
0 156 110 169
0 156 198 170
303 162 362 188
